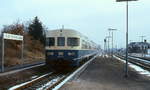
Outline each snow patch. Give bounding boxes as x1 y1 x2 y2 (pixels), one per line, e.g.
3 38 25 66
31 76 38 79
9 72 52 90
37 76 64 90
114 56 150 77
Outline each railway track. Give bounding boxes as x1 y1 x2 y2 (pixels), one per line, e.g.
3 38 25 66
115 54 150 71
8 68 70 90
129 55 150 61
9 54 98 90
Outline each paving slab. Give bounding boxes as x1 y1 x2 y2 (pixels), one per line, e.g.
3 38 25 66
60 56 150 90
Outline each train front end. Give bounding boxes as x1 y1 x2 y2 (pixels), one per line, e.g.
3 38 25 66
45 29 81 67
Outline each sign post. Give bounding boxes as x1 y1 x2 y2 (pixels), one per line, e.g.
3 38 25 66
1 34 4 72
116 0 138 77
1 33 23 72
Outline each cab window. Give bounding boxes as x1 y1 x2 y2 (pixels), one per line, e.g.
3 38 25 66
47 37 55 46
57 37 65 46
67 37 79 46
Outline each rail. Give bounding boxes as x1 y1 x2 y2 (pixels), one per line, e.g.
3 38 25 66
9 54 99 90
115 54 150 71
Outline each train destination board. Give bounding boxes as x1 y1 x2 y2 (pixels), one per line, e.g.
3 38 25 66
3 33 23 41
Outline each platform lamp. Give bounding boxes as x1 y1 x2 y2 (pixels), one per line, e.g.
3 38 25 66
108 28 117 58
104 38 107 54
139 35 146 57
116 0 138 78
105 36 111 55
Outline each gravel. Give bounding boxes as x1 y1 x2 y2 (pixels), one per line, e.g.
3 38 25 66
0 65 52 89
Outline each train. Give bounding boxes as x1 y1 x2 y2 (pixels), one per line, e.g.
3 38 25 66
45 29 99 67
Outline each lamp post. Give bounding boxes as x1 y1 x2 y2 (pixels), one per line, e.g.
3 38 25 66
116 0 138 77
105 36 111 55
139 36 145 42
139 36 146 57
108 28 117 57
104 39 107 54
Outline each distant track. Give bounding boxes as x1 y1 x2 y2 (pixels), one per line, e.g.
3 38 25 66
115 54 150 71
129 55 150 61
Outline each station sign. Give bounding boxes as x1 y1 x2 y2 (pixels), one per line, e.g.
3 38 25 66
116 0 138 2
3 33 23 41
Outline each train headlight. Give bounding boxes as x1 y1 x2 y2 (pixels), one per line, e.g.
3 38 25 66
47 52 54 55
68 52 75 56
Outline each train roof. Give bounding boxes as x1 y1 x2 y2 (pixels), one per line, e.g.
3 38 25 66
46 29 86 38
47 28 81 35
46 28 97 45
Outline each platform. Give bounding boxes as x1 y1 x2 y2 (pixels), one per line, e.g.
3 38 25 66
60 56 150 90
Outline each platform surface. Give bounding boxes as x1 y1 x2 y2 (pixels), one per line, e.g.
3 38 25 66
60 56 150 90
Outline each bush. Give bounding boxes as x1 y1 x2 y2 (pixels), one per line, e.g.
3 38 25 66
1 22 45 67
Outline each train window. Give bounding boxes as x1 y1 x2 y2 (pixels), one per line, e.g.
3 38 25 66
57 37 65 46
46 38 49 46
67 37 79 46
48 38 55 46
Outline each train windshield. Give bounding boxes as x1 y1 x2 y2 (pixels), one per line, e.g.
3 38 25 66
46 37 55 46
57 37 65 46
67 37 79 46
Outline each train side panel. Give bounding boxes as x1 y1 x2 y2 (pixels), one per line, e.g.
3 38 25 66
46 49 98 67
45 29 99 67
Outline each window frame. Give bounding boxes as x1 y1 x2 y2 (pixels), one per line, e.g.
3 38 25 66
48 37 55 46
67 37 80 46
57 37 65 46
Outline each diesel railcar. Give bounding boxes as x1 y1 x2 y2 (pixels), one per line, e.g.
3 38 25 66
45 29 98 67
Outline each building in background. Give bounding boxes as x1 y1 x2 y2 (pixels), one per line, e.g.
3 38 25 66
128 40 150 54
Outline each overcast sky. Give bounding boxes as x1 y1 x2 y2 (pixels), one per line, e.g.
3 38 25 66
0 0 150 48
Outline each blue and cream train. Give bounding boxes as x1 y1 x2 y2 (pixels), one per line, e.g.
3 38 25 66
45 29 99 67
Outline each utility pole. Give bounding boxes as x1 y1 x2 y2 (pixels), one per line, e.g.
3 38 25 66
105 36 111 55
107 30 111 56
129 40 133 43
116 0 138 78
139 36 146 57
125 1 129 78
108 28 117 57
104 39 107 54
108 30 111 56
62 25 64 30
139 36 145 42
